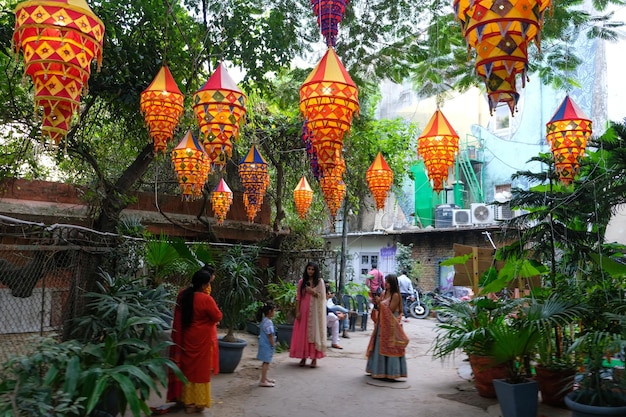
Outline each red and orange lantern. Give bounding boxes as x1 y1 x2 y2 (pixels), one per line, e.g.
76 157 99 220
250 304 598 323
293 176 314 219
366 152 394 211
193 63 246 170
13 0 105 145
455 0 551 114
546 96 592 185
238 145 270 222
171 130 208 201
210 178 233 226
417 110 459 193
140 65 184 154
300 47 359 173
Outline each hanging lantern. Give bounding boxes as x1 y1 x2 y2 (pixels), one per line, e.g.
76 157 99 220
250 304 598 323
171 130 207 201
455 0 551 114
238 145 270 222
193 63 246 170
293 176 314 219
310 0 348 47
302 121 321 180
366 152 394 211
546 96 592 185
300 47 359 173
13 0 105 145
140 65 184 154
417 110 459 193
319 157 346 219
210 178 233 226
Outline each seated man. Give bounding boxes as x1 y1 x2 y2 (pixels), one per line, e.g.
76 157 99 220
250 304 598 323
326 285 350 338
326 308 345 349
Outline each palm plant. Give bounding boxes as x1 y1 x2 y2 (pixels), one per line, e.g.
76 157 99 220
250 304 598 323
213 244 269 342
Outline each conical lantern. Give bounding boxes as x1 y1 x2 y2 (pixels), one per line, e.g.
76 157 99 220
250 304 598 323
417 110 459 193
193 63 246 170
238 145 270 222
366 152 394 211
455 0 551 114
13 0 105 145
140 65 184 154
293 176 314 219
310 0 348 47
300 47 359 173
210 178 233 226
546 96 592 185
171 130 207 201
319 157 346 219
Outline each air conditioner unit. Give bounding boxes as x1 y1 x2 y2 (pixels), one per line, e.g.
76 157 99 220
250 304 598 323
452 209 471 226
471 203 494 225
494 203 514 221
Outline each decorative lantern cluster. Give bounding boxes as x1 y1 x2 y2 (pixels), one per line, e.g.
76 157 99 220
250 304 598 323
171 130 208 201
366 152 394 211
310 0 348 47
140 65 184 154
293 176 314 219
238 145 270 222
299 48 359 218
454 0 551 114
13 0 105 145
193 63 247 171
546 96 592 185
417 109 460 193
210 178 233 226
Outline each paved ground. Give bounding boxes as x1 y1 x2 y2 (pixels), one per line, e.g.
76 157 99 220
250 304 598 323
142 316 572 417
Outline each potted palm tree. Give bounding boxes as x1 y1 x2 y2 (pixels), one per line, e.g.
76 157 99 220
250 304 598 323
212 244 267 373
267 277 298 347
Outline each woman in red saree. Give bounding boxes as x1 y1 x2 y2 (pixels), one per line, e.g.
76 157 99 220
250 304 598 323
167 265 222 414
366 274 409 380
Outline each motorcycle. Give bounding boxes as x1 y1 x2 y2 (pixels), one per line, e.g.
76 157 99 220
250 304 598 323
407 288 430 319
427 289 461 323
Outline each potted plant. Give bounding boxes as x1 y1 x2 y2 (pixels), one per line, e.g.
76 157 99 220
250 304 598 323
0 270 186 417
267 277 298 347
430 296 512 398
212 244 267 373
243 300 264 336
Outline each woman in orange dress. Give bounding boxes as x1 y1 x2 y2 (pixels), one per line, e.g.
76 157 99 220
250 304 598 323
289 261 327 368
168 265 222 414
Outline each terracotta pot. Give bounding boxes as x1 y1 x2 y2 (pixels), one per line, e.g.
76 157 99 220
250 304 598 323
469 355 509 398
535 365 575 407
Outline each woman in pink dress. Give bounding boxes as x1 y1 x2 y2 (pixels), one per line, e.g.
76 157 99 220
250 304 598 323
289 261 327 368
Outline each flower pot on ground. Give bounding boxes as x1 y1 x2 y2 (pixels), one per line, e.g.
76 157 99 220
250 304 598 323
493 378 539 417
276 323 294 347
535 365 576 407
469 354 509 398
218 337 249 373
212 244 268 373
565 392 626 417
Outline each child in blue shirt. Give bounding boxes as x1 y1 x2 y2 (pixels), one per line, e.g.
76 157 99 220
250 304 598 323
256 301 276 387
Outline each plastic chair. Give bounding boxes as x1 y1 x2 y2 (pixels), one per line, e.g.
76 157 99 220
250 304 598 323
342 294 357 331
355 294 369 330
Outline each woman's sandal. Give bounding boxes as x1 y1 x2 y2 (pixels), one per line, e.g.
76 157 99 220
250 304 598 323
298 359 306 367
259 381 275 387
310 359 317 368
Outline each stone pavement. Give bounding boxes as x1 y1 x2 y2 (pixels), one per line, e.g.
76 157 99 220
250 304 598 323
142 317 572 417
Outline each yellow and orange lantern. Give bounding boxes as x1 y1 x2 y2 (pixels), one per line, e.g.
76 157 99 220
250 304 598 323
210 178 233 226
455 0 551 114
319 157 346 219
366 152 394 211
293 176 314 219
193 63 246 171
300 47 359 173
171 130 208 201
13 0 105 145
546 96 592 185
238 145 270 222
417 110 459 193
140 65 184 154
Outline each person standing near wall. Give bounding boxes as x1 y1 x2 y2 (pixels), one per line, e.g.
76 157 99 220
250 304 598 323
366 262 385 301
397 270 415 321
